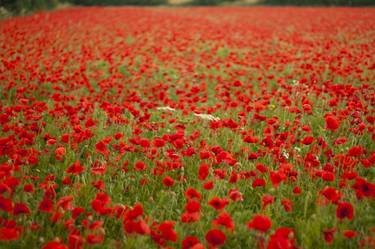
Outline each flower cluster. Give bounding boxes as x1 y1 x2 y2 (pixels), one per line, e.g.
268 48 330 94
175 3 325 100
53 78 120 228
0 6 374 249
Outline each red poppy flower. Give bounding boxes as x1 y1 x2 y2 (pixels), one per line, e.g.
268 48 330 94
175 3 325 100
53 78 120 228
256 163 268 174
13 202 31 215
248 215 272 233
267 227 296 249
208 197 229 210
0 227 20 240
91 192 112 215
125 203 144 220
42 241 69 249
39 197 54 213
262 194 275 210
343 230 357 239
185 200 200 213
87 234 104 244
198 163 209 181
61 134 70 143
270 171 285 188
321 186 342 203
185 188 201 200
158 221 178 242
55 147 66 160
301 136 314 145
281 199 293 212
253 178 266 188
325 115 340 131
68 231 84 249
334 137 347 145
66 160 84 175
205 229 226 247
212 212 234 232
0 196 13 213
72 207 85 219
153 137 166 148
162 176 174 187
336 202 354 220
203 181 214 190
352 177 375 199
114 132 123 140
322 171 335 182
248 152 258 160
293 186 301 195
200 151 211 159
95 140 109 155
348 146 365 157
228 189 243 202
323 228 336 244
182 236 201 249
135 161 147 171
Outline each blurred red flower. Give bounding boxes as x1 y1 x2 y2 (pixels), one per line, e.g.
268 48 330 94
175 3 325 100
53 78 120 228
325 115 340 131
248 215 272 233
336 202 354 220
205 229 226 247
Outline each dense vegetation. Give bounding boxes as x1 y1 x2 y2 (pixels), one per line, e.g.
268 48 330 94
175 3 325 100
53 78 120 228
262 0 375 6
1 0 375 15
69 0 166 6
1 6 375 249
1 0 60 13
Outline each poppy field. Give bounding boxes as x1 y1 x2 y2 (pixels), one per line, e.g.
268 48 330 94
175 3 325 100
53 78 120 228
0 6 375 249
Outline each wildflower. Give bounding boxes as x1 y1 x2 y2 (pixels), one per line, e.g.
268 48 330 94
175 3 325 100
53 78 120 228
205 229 226 247
162 176 174 187
208 197 229 210
248 215 272 233
198 163 209 180
325 115 340 131
336 202 354 220
0 227 20 240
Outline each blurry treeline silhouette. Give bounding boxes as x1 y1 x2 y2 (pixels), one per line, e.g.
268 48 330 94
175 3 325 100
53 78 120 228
1 0 374 15
263 0 374 6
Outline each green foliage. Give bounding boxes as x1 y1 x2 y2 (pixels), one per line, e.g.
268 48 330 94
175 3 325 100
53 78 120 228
69 0 166 6
261 0 375 6
1 0 60 14
189 0 236 5
1 0 167 14
2 0 374 13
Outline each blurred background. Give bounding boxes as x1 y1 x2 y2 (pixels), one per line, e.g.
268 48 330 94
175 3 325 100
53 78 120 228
0 0 374 16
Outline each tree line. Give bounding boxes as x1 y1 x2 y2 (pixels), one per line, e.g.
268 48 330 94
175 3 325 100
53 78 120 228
262 0 374 6
1 0 374 15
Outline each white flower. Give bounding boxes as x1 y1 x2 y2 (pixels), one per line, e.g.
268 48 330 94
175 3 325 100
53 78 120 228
282 150 289 159
157 106 176 112
193 113 220 121
292 79 300 86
